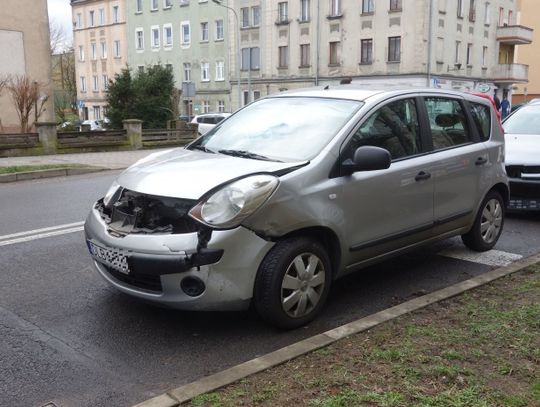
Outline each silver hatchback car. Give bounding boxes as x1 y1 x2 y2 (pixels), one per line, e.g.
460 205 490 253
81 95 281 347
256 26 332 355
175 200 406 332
85 88 508 328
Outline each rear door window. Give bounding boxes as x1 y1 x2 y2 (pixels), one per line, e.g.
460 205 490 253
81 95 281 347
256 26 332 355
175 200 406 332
424 97 472 150
470 102 491 141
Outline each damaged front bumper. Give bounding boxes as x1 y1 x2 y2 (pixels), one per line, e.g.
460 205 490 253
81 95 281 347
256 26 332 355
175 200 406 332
84 202 275 311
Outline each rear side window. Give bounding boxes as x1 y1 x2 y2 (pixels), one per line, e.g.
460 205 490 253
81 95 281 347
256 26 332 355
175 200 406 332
425 97 472 150
470 102 491 141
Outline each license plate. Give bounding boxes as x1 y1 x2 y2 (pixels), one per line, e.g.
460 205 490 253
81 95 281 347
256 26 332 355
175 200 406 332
87 240 130 275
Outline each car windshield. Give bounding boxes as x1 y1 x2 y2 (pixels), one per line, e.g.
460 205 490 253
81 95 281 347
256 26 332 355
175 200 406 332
503 104 540 135
188 97 362 162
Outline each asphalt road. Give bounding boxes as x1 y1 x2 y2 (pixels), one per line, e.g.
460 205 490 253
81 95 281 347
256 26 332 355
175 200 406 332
1 173 539 407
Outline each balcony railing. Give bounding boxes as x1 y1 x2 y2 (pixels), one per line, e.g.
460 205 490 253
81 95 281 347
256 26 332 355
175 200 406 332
492 63 529 83
496 25 533 45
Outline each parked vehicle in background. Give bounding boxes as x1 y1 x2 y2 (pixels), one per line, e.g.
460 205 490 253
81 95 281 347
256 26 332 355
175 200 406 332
57 120 82 131
191 113 231 135
85 88 508 329
502 100 540 210
81 120 104 131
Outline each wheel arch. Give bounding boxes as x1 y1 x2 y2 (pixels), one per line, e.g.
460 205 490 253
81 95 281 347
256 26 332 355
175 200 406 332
490 182 510 206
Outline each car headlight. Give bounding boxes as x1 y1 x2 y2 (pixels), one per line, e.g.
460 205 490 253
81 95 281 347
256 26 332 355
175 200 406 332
103 181 122 207
189 175 279 229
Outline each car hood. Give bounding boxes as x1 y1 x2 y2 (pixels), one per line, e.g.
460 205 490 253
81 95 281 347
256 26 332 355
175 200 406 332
116 148 305 199
505 133 540 166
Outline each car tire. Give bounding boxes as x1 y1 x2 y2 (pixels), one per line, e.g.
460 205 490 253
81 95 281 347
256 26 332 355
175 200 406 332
461 190 505 252
254 236 332 329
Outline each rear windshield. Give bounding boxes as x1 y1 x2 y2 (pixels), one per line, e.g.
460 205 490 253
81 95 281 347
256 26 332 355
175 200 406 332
503 104 540 135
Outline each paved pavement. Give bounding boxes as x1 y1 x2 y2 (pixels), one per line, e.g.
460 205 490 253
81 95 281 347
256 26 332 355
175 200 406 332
0 148 169 170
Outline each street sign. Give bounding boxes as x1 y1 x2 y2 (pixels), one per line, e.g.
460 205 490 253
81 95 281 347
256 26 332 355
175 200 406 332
78 100 85 109
476 83 490 93
182 82 196 97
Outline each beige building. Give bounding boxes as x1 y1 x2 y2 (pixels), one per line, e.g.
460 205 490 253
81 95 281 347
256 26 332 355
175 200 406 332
71 0 127 121
0 0 54 132
513 0 538 103
227 0 532 107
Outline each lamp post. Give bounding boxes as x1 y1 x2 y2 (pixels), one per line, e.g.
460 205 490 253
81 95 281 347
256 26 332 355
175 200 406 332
211 0 242 110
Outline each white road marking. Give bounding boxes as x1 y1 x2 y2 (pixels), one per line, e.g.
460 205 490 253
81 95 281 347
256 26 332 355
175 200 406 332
0 223 85 247
438 246 523 267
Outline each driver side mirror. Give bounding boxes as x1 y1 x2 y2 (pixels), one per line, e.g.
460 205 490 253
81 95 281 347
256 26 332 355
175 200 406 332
341 146 391 176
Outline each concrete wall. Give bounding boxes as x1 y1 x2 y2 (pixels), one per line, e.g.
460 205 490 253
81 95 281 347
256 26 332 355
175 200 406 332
0 0 54 132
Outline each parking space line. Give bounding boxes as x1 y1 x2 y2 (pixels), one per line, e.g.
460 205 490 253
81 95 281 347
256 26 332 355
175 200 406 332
0 221 84 241
0 224 84 247
438 246 523 267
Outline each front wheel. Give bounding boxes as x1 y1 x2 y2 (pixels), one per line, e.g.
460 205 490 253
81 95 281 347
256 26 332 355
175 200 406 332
461 190 504 252
254 236 332 329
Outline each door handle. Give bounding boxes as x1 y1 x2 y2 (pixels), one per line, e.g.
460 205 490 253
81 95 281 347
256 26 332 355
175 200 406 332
475 157 488 166
415 171 431 181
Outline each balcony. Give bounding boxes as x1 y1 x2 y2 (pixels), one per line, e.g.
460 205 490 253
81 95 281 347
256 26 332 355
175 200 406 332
496 25 533 45
492 63 529 83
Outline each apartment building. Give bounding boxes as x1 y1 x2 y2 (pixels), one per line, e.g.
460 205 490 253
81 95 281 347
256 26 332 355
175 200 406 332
228 0 532 106
0 0 54 132
71 0 127 121
127 0 230 116
513 0 538 103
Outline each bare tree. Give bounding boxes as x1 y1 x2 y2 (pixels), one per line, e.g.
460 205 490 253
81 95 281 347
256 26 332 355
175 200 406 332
50 19 68 54
7 76 47 133
0 76 7 131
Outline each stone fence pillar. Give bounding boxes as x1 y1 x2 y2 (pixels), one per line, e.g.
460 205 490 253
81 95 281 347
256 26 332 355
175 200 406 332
36 122 58 155
123 119 143 150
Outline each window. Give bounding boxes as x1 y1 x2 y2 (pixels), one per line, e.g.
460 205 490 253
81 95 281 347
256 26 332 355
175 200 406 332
389 0 401 11
136 29 144 50
498 7 504 26
102 74 109 90
454 41 461 64
469 0 476 21
360 39 373 64
151 26 160 48
216 19 224 40
438 0 446 13
482 46 488 66
92 75 99 92
202 100 210 113
93 106 101 120
252 6 261 26
470 103 491 141
241 7 250 28
163 24 173 47
114 40 121 57
136 0 142 13
253 90 261 100
201 22 209 41
436 37 444 62
112 6 119 23
330 0 341 16
181 22 190 45
215 61 224 80
201 62 210 81
241 47 260 70
217 100 225 112
508 10 513 25
151 0 158 11
278 46 289 68
362 0 374 14
80 76 86 92
300 0 310 21
329 41 340 65
78 45 85 61
164 0 172 8
76 13 82 28
300 44 310 67
278 2 289 22
388 36 401 62
101 41 107 59
457 0 464 17
242 90 249 106
91 43 97 60
183 63 191 81
343 98 420 161
99 8 105 25
165 63 172 70
425 97 471 150
89 10 95 26
484 2 491 24
138 65 145 74
466 43 472 65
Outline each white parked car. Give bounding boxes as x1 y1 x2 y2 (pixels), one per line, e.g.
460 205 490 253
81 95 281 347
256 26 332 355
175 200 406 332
81 120 104 131
191 113 231 135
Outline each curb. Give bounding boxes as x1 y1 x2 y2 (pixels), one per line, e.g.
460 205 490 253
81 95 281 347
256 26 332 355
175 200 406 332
0 167 109 183
134 253 540 407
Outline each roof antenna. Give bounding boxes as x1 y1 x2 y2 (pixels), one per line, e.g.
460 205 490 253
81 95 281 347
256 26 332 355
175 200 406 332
323 85 329 90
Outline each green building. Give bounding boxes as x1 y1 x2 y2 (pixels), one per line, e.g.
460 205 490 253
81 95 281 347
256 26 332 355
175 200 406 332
127 0 231 117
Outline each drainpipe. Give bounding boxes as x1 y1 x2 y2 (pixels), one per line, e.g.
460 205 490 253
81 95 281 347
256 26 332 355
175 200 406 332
315 0 320 86
426 0 434 87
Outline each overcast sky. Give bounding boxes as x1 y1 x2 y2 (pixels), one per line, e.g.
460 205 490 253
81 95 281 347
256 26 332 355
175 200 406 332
47 0 73 46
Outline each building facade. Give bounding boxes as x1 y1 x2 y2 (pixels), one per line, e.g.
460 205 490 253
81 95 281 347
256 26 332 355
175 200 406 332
71 0 127 121
0 0 54 132
512 0 538 103
126 0 231 116
227 0 532 106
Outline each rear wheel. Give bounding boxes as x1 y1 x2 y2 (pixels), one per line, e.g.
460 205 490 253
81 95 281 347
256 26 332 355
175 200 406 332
254 236 332 329
461 190 504 252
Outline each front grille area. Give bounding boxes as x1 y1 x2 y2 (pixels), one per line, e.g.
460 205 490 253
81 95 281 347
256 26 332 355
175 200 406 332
506 165 540 179
97 189 200 235
104 265 163 293
509 181 540 199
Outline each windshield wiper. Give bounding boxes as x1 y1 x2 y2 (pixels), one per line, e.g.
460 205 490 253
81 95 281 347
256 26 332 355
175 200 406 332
190 145 216 154
218 149 282 162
